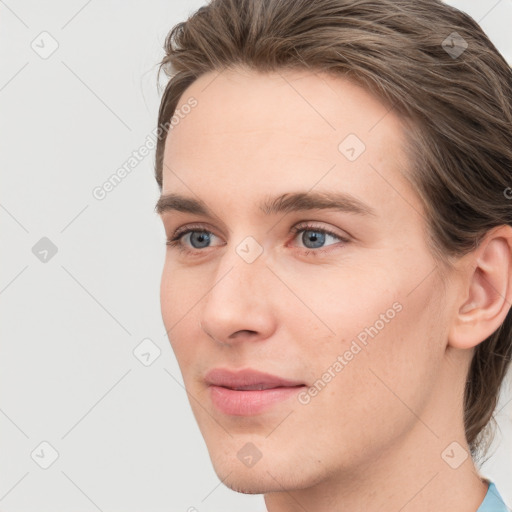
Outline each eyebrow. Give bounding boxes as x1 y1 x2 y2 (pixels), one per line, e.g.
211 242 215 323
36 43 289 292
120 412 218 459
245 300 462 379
155 190 376 219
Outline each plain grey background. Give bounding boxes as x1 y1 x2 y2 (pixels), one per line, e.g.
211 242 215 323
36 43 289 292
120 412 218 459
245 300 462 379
1 1 511 511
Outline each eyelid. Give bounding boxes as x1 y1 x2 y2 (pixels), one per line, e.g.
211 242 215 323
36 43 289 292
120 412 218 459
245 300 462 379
167 221 350 254
170 221 349 240
171 222 219 240
291 221 350 242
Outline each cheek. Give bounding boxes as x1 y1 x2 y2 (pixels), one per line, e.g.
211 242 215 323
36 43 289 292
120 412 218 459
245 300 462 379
276 260 403 353
159 261 176 328
285 253 445 399
160 262 200 363
160 259 202 321
282 268 445 464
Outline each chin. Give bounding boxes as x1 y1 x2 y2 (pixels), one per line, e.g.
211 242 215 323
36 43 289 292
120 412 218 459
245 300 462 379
208 450 271 493
223 476 271 495
209 450 317 496
214 465 285 495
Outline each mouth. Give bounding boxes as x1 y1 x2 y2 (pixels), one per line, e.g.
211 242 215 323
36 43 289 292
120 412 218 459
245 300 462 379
208 384 307 416
221 383 304 391
204 367 307 416
204 367 305 389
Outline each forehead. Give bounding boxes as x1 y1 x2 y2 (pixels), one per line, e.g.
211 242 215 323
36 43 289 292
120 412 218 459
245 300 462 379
162 67 415 217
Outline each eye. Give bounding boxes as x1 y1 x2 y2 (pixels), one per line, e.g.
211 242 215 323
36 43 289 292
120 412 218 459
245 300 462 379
289 223 349 254
166 224 223 253
166 222 349 255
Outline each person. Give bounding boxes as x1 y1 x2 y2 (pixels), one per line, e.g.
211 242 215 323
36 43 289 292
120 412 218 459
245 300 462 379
153 0 512 510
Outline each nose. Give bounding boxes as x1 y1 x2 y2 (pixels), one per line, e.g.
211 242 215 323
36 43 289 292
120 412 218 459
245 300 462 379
199 246 277 346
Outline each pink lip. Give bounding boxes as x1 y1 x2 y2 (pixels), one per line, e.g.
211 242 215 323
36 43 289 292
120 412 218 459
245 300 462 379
204 368 306 416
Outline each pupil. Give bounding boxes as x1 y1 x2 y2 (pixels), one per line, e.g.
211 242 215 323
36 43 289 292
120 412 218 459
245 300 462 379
191 232 210 248
303 230 325 249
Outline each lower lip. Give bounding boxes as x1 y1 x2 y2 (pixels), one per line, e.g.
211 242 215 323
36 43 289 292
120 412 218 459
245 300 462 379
208 385 306 415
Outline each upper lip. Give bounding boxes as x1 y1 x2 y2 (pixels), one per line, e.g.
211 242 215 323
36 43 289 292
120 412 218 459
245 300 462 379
204 368 305 390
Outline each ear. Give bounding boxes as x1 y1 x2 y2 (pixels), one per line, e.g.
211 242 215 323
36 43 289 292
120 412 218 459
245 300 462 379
448 225 512 350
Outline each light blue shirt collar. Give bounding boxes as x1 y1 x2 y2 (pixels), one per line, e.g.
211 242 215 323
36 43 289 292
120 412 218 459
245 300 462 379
477 482 509 512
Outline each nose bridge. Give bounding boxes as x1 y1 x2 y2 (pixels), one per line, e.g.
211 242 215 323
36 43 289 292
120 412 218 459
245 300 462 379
200 234 273 341
207 238 267 311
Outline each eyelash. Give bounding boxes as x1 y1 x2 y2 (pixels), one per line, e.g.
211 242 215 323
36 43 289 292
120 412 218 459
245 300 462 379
165 222 349 257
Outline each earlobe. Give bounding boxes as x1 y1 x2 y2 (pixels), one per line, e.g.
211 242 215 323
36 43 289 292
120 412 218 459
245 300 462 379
448 226 512 350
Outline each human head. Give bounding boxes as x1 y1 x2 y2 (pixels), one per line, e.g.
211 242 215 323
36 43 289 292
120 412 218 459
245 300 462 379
154 0 512 496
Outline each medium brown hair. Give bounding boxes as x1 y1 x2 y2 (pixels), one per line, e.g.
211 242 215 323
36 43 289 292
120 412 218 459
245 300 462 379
154 0 512 462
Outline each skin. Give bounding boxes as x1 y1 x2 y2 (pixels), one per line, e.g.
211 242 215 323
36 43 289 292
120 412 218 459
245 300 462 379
158 66 512 512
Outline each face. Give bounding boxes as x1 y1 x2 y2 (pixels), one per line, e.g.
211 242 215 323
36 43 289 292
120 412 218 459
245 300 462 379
158 67 451 494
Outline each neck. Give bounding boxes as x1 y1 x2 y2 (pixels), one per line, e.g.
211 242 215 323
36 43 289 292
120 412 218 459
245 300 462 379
264 429 487 512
